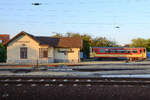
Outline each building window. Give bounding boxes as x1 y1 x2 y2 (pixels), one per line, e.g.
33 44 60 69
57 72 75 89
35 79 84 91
39 48 48 58
20 47 27 59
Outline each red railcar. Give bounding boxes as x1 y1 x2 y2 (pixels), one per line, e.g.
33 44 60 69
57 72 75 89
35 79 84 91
90 47 147 61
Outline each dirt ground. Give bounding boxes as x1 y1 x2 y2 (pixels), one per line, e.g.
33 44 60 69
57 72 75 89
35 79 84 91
0 85 150 100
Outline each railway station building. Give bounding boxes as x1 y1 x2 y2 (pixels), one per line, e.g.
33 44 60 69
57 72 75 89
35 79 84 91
6 31 82 64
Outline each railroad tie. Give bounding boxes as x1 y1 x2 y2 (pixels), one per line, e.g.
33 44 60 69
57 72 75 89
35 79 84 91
86 84 91 87
16 84 22 87
52 79 56 82
45 84 50 87
63 79 68 82
59 84 63 87
4 84 8 87
31 84 36 87
73 84 78 86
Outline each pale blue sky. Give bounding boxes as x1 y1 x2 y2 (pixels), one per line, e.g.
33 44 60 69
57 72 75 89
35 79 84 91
0 0 150 45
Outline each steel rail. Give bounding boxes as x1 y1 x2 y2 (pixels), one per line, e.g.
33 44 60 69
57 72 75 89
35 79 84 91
1 76 150 81
1 79 150 85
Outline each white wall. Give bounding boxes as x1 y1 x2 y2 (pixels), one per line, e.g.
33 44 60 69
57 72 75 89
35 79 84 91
54 48 80 63
7 35 40 64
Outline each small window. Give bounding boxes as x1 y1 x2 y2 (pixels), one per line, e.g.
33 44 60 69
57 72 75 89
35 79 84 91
117 50 122 53
124 50 129 53
144 49 145 53
126 50 131 53
105 49 108 53
118 50 126 53
122 50 126 53
132 50 137 53
111 49 116 53
0 40 2 43
20 47 27 59
99 49 105 53
106 49 111 53
39 48 48 58
114 49 118 53
140 50 142 53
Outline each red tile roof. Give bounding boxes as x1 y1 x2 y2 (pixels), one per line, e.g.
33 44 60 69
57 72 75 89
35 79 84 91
6 31 83 48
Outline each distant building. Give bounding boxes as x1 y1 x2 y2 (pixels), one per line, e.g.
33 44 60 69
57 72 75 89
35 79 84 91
0 34 10 45
5 31 83 64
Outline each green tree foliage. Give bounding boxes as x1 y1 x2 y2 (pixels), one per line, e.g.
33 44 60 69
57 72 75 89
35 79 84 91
146 39 150 51
52 32 63 38
92 37 118 47
52 32 118 58
0 43 7 62
130 38 147 47
81 34 93 58
129 38 150 52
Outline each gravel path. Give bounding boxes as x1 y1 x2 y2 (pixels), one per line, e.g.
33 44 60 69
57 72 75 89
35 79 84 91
0 62 150 77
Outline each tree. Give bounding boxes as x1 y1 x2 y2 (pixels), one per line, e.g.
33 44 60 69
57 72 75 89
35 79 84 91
52 32 63 38
65 32 81 38
0 43 7 62
145 39 150 51
80 34 93 58
92 37 117 47
130 38 147 47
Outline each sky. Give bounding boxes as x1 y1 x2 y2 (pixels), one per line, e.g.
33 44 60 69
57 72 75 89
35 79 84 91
0 0 150 45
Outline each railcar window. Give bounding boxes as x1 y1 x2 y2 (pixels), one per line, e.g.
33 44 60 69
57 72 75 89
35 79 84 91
127 50 131 53
120 50 125 53
105 49 111 53
112 49 116 53
144 49 145 53
115 50 118 53
108 49 111 53
117 50 121 53
132 50 137 53
99 49 105 53
140 50 142 53
124 50 129 53
105 49 108 52
118 50 123 53
113 49 119 53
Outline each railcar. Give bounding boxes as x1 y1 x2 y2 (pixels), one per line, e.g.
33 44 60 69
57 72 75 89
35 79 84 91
90 47 147 61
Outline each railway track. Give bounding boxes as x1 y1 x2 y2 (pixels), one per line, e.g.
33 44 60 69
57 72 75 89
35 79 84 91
1 76 150 86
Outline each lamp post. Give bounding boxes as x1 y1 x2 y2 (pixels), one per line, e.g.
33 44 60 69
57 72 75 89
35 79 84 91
112 25 120 45
32 3 42 6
